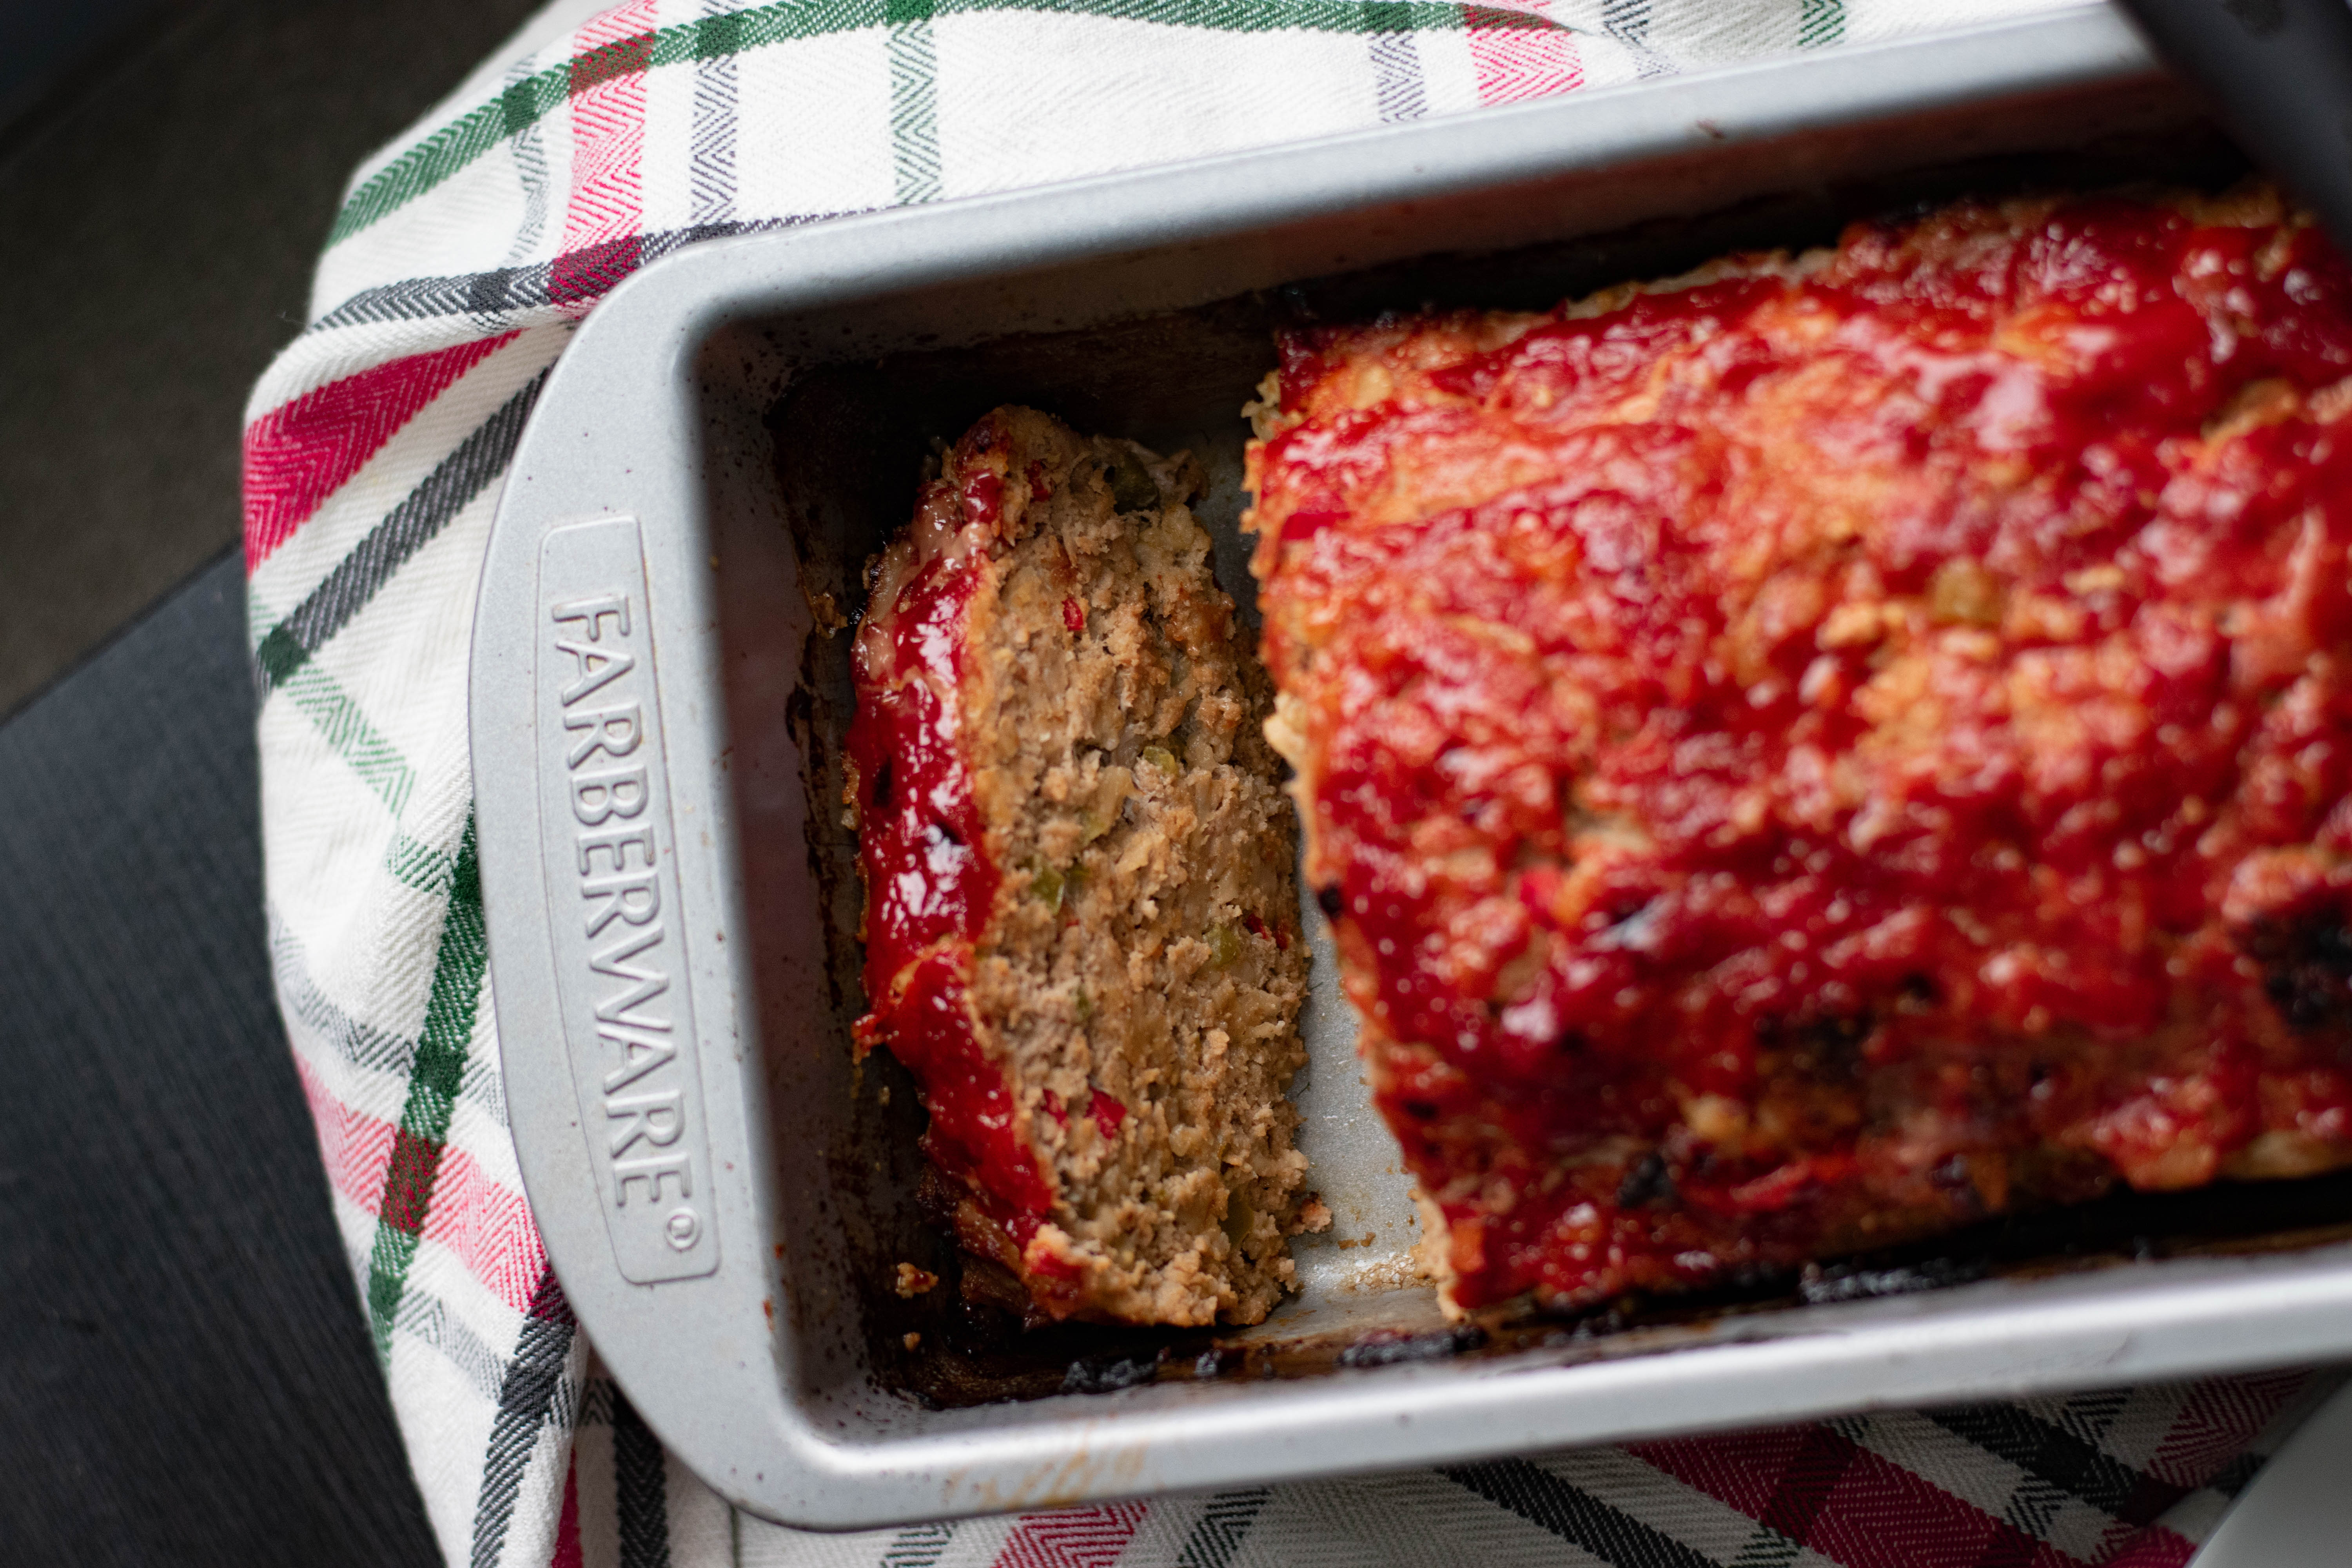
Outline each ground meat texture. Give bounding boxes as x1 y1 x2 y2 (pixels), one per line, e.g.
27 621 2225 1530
846 406 1311 1327
1244 185 2352 1316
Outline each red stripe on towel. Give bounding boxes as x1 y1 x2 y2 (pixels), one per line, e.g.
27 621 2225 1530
241 334 515 569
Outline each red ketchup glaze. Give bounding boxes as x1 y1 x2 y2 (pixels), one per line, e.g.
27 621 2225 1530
858 951 1054 1216
1253 194 2352 1309
1089 1091 1127 1139
849 459 1055 1232
1243 909 1290 951
962 470 1002 530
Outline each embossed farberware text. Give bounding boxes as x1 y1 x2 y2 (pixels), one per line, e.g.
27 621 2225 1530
537 517 719 1283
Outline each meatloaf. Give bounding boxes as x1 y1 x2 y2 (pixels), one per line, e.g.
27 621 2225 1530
1245 185 2352 1315
846 406 1313 1327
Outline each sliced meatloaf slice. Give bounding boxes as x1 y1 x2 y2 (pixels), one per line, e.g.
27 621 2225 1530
845 405 1314 1327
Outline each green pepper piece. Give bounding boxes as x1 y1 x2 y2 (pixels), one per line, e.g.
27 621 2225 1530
1107 450 1159 513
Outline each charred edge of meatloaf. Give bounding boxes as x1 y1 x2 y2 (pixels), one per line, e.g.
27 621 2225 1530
848 406 1313 1328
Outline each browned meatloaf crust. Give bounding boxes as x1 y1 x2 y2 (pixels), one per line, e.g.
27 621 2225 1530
1246 185 2352 1315
845 406 1315 1327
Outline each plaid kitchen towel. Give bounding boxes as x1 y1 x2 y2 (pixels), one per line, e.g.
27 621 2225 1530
242 0 2331 1564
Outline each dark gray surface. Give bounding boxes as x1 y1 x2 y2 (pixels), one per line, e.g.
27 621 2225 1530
0 0 549 1555
0 0 545 718
0 555 437 1563
0 0 162 131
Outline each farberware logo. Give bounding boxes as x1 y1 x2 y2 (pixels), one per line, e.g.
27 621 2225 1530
538 517 719 1283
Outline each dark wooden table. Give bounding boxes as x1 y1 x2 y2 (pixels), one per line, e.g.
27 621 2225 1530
0 4 544 1553
0 552 440 1565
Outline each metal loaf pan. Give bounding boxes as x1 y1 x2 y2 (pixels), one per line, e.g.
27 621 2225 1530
472 6 2352 1530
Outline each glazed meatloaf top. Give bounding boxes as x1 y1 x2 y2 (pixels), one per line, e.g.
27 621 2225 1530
1246 184 2352 1313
